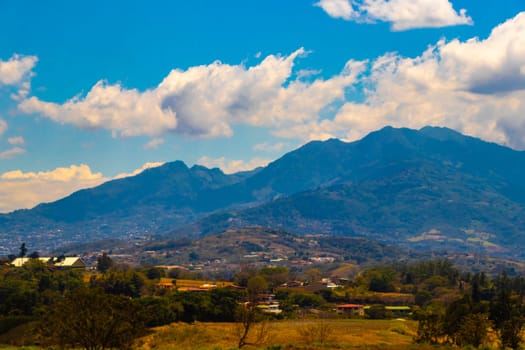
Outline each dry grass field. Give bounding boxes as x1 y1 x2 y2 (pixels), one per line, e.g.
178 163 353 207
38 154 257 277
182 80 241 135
135 319 452 350
0 319 456 350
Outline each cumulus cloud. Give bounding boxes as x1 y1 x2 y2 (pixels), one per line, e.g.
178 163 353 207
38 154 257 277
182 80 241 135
315 0 358 20
310 12 525 149
197 156 270 174
0 164 106 213
20 81 177 137
0 162 165 213
315 0 472 30
19 48 363 138
0 54 38 86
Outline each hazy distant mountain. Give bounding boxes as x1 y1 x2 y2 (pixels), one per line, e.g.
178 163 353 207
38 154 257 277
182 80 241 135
2 126 525 258
175 126 525 258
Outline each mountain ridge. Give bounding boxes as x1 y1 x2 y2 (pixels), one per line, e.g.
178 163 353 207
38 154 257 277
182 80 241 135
2 125 525 259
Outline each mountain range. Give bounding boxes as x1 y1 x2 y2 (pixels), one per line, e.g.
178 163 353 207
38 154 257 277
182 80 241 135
2 126 525 259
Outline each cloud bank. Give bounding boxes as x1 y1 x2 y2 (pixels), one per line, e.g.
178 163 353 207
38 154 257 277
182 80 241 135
17 13 525 151
312 12 525 148
0 165 106 213
0 162 164 213
19 48 363 139
315 0 472 31
197 156 270 174
6 11 525 211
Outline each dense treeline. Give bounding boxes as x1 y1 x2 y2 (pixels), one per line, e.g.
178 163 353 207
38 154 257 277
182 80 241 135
2 256 525 349
415 271 525 349
0 259 249 348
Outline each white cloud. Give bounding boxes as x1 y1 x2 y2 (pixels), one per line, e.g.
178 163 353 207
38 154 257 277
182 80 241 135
7 136 25 145
0 162 166 213
309 12 525 149
253 142 289 152
0 164 106 213
315 0 472 31
19 48 362 139
197 156 270 174
0 54 38 86
0 147 25 160
274 120 339 142
114 162 164 179
315 0 358 20
0 119 7 136
144 137 164 150
20 81 177 137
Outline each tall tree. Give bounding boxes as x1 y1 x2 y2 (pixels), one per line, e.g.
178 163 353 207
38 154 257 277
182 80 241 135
236 275 269 349
19 243 27 258
490 272 525 349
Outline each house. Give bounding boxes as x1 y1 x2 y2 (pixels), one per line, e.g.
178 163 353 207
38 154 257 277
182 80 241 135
11 257 50 267
385 306 412 317
52 257 86 268
336 304 365 317
11 256 86 269
258 303 283 315
156 281 176 290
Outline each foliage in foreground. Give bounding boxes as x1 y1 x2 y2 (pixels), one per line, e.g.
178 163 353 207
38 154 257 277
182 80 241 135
136 319 420 350
415 271 525 349
39 288 146 350
3 257 525 349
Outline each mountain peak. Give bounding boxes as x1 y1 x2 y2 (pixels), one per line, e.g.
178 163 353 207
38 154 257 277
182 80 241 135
4 125 525 259
419 125 467 142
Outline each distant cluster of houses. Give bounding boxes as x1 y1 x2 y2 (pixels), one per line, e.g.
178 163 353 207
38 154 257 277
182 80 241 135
8 257 412 318
336 304 412 317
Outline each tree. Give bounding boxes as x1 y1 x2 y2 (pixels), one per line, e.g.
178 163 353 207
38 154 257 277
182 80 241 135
145 266 164 280
28 251 40 259
234 264 258 287
305 268 322 284
413 304 445 344
365 305 389 319
89 270 145 298
247 275 268 301
96 252 114 273
235 303 269 349
39 288 145 350
188 251 199 262
259 266 290 291
363 267 397 292
19 243 27 258
455 313 492 348
490 272 525 349
236 275 269 349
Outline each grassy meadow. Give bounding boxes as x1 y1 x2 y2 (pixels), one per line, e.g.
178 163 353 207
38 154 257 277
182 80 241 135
134 319 450 350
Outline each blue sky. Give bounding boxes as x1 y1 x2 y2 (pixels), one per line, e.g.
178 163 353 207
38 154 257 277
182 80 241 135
0 0 524 212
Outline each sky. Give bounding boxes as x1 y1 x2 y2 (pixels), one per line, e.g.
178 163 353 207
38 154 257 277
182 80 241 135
0 0 524 213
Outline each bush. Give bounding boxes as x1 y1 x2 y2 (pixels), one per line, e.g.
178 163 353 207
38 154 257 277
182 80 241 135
297 320 333 344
